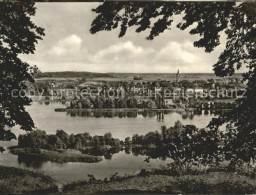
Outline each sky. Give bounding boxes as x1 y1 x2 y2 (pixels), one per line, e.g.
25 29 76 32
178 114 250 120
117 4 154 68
20 2 228 73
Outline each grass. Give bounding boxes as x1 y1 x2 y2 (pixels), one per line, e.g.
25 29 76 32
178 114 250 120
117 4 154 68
175 172 256 194
62 171 256 194
10 147 103 163
2 164 255 194
62 164 256 194
0 165 58 194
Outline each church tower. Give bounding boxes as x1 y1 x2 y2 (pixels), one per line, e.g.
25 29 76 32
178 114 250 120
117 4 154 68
176 69 181 82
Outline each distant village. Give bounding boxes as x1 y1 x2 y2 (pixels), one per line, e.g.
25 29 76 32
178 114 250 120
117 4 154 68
29 70 246 110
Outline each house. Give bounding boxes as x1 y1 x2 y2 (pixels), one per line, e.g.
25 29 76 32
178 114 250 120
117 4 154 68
186 88 194 93
165 98 174 106
132 86 141 93
155 87 162 93
78 81 102 88
185 88 195 98
173 88 183 96
194 88 204 94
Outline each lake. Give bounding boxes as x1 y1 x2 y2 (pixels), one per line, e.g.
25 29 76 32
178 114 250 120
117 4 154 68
0 102 218 184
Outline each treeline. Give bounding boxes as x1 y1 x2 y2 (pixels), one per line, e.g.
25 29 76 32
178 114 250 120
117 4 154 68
70 97 157 109
124 121 185 148
17 120 252 165
18 130 121 150
17 121 216 163
67 110 172 118
125 120 256 165
36 71 113 78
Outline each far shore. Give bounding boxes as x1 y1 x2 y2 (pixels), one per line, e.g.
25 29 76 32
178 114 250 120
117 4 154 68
54 107 233 112
54 108 189 112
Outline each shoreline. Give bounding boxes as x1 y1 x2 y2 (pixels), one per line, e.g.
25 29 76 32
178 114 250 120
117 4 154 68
54 107 232 112
55 108 189 112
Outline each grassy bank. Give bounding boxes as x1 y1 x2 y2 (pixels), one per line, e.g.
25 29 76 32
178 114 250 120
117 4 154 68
62 171 256 194
10 147 103 163
0 165 58 194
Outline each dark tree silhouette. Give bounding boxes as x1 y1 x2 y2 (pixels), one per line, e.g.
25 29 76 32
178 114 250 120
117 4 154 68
90 1 256 162
0 2 45 150
91 2 255 70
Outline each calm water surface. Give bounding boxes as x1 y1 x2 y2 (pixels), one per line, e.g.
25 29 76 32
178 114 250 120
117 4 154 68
0 102 217 184
27 102 215 138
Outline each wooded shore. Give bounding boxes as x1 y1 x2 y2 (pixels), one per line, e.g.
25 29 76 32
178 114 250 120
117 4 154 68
54 108 188 112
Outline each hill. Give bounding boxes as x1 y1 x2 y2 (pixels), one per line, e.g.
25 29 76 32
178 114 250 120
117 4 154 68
108 73 243 82
36 71 113 78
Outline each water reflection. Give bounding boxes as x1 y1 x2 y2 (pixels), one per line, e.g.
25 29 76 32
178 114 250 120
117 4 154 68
15 146 171 170
65 109 224 121
18 154 48 169
82 147 122 160
40 100 228 120
156 112 164 122
1 102 222 184
131 147 169 161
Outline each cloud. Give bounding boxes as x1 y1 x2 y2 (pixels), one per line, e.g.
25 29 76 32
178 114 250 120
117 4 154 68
91 41 154 64
21 3 229 73
155 41 199 67
51 34 82 56
86 40 206 73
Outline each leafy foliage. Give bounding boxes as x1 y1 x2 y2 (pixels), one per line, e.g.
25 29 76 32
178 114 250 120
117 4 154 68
0 2 44 145
90 1 256 163
18 129 120 150
91 2 255 75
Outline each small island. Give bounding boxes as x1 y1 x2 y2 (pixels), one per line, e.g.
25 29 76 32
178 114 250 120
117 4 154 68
10 147 102 163
10 130 105 163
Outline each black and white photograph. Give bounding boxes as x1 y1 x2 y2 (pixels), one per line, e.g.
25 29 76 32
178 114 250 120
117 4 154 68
0 0 256 194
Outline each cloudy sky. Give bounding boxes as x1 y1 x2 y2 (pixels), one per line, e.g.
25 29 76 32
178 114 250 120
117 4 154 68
20 3 227 73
